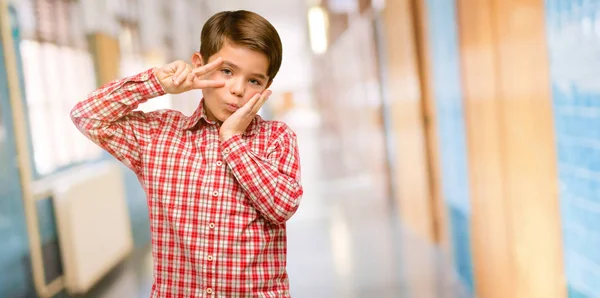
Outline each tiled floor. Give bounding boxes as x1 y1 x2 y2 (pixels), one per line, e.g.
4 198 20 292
74 111 470 298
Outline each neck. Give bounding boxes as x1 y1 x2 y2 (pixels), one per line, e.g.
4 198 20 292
202 101 221 125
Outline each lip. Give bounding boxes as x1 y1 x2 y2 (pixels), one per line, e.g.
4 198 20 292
225 103 239 112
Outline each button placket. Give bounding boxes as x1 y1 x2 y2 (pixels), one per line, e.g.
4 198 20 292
204 130 224 294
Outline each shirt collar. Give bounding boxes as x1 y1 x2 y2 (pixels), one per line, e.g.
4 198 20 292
182 98 262 134
182 98 213 130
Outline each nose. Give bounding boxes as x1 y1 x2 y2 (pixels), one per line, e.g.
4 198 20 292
229 78 244 97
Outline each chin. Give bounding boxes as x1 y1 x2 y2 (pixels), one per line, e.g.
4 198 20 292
215 111 232 123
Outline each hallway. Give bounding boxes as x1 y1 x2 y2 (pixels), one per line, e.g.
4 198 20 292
2 0 590 297
71 120 470 298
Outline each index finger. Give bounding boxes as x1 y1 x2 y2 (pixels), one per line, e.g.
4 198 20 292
192 78 225 89
193 57 223 76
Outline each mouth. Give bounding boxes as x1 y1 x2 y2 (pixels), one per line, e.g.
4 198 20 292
225 103 239 112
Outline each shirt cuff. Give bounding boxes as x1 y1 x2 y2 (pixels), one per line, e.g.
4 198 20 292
120 68 166 102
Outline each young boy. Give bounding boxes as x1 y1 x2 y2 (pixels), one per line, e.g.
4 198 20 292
71 10 303 297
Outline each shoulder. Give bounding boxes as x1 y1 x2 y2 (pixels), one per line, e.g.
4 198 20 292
251 119 299 151
146 108 184 119
255 119 297 138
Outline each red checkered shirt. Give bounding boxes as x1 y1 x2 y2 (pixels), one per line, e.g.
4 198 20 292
70 68 303 297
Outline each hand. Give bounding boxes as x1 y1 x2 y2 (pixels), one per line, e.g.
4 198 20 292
155 58 225 94
220 90 272 141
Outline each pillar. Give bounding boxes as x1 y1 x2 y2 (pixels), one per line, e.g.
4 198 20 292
457 0 566 297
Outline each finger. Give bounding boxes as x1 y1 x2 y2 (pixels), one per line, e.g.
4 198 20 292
239 93 260 113
251 90 271 113
181 73 195 90
164 62 177 74
166 60 183 72
246 93 261 109
192 77 225 89
175 65 191 86
192 57 224 76
172 62 188 85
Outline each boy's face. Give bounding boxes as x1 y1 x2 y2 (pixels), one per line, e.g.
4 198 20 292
192 40 272 123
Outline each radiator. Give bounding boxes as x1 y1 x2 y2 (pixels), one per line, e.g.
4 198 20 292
51 161 134 294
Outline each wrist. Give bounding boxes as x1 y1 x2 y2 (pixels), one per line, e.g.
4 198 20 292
153 67 167 90
219 132 240 142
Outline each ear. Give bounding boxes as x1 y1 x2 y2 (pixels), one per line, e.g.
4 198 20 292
191 52 204 68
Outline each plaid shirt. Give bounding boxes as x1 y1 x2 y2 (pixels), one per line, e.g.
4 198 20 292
70 68 303 297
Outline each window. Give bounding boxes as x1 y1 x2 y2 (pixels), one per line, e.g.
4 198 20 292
19 0 102 177
118 14 172 113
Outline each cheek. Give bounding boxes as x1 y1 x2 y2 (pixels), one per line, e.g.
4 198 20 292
201 87 221 104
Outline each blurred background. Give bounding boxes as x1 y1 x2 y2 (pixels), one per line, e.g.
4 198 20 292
0 0 595 297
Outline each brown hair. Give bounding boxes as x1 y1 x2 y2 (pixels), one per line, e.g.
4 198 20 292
200 10 283 81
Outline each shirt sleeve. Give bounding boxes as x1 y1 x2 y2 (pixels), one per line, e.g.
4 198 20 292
220 124 303 225
70 68 166 175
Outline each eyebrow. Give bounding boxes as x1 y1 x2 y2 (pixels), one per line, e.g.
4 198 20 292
222 60 269 81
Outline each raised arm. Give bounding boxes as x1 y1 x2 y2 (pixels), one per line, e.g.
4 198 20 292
70 68 165 174
71 59 225 174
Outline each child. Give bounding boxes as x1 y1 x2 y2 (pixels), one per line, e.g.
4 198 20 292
71 10 303 297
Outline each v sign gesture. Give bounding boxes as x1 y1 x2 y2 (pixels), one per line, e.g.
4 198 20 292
220 90 272 141
155 58 225 94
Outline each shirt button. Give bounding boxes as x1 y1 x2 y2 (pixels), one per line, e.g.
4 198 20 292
207 255 213 261
141 74 148 80
209 223 215 229
212 191 219 197
223 148 230 154
206 288 213 294
216 161 223 166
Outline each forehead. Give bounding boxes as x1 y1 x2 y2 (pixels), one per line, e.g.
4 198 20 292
212 41 269 77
